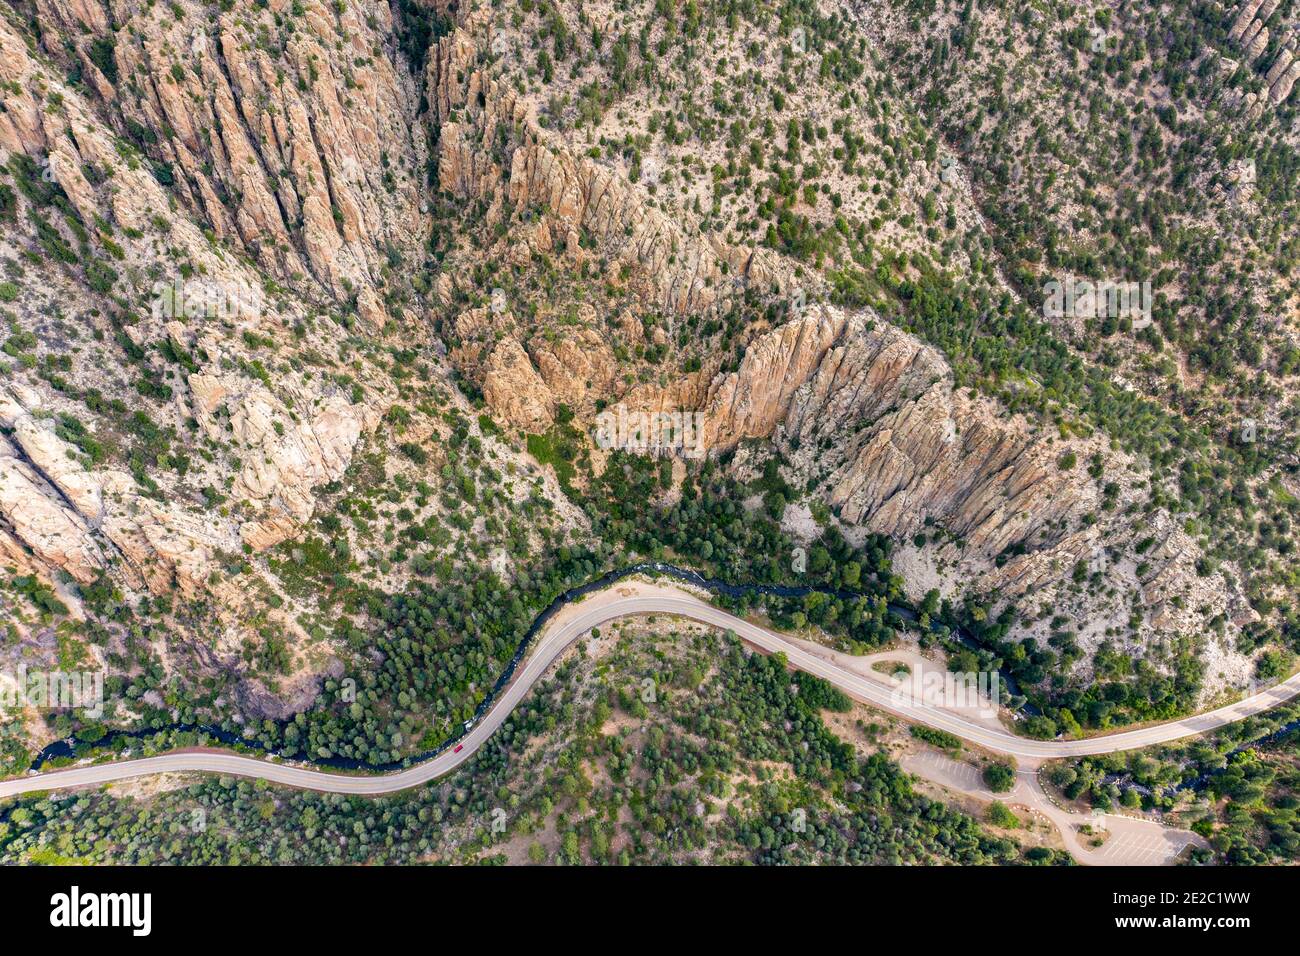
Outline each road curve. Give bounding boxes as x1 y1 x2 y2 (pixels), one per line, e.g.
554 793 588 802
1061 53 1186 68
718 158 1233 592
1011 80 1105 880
3 581 1299 798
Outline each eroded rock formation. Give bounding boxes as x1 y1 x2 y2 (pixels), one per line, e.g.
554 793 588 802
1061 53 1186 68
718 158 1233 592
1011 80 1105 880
417 11 1252 650
1227 0 1298 113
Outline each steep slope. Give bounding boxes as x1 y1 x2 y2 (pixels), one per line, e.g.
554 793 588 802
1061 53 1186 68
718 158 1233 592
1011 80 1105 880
422 5 1259 693
0 0 1293 759
0 0 581 742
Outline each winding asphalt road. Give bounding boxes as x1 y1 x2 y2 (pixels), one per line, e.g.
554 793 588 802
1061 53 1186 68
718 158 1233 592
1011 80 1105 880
3 580 1298 798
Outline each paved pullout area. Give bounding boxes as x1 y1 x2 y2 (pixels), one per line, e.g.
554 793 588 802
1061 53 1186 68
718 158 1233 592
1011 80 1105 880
1 580 1289 861
900 750 1205 866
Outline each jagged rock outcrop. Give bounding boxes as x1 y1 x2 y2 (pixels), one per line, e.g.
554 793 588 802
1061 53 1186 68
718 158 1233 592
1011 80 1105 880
0 434 105 584
0 382 233 595
0 6 394 594
414 11 1252 649
698 310 851 448
1230 0 1267 40
427 11 784 319
1246 24 1271 61
0 384 214 592
23 0 430 327
1266 41 1295 84
1226 0 1298 110
185 352 379 551
800 343 1081 552
690 308 1253 639
0 388 104 525
528 328 619 412
483 338 556 433
446 302 620 432
671 309 1098 558
1270 57 1300 103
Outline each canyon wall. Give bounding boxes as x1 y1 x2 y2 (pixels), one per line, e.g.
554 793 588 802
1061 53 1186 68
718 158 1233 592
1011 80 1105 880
425 11 1254 652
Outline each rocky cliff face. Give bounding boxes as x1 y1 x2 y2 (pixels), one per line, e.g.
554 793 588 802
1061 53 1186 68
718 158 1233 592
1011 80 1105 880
0 5 395 577
0 388 107 586
419 9 1254 678
428 9 786 321
26 0 432 325
0 0 617 725
1228 0 1300 115
668 306 1249 644
0 0 1264 718
0 2 419 713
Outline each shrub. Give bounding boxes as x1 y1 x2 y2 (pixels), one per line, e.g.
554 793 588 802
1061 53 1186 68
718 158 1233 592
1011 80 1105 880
982 761 1016 793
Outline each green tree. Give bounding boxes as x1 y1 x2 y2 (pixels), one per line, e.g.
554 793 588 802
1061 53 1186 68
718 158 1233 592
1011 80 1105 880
983 761 1016 793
